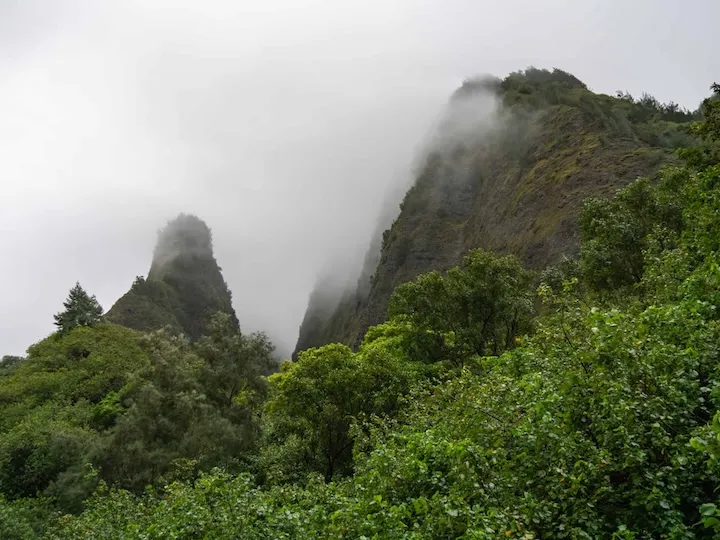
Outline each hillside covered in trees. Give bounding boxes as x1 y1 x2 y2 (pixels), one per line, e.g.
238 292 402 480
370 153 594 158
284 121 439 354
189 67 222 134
2 71 720 538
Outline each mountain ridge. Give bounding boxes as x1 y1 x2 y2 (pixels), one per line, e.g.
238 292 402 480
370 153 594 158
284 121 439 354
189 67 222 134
294 68 698 354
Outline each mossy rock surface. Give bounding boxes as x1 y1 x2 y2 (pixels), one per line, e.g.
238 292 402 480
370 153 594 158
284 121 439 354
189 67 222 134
107 214 238 340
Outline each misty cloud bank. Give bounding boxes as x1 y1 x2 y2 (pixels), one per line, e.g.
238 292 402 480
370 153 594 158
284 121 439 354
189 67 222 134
306 81 506 326
0 1 457 357
1 0 717 357
150 214 215 276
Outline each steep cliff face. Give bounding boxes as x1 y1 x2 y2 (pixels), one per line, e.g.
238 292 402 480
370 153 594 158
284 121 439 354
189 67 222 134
295 68 696 353
107 214 238 339
292 199 396 358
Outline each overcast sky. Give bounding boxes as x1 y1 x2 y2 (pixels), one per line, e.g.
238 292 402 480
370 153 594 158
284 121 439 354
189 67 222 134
0 0 717 357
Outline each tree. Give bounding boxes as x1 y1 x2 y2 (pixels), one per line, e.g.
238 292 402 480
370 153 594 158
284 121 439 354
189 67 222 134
261 342 419 483
263 345 363 482
95 329 257 492
53 283 104 334
194 312 274 413
579 177 682 292
0 356 23 377
389 250 534 364
679 82 720 168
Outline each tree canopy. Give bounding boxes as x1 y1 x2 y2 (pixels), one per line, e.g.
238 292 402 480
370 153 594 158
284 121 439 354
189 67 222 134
53 283 103 334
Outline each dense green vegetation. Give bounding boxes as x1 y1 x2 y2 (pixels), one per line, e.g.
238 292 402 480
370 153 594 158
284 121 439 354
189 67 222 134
0 315 274 535
2 78 720 538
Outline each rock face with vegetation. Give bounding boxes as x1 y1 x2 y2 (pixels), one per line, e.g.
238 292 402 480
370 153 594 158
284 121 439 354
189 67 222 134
295 69 698 354
106 214 238 340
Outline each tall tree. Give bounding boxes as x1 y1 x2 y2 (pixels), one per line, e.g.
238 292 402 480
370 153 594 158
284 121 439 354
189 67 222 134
389 250 534 364
194 312 275 411
53 282 104 334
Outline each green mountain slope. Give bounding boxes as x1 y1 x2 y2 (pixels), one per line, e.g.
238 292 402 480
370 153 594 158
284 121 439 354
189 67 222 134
106 214 238 340
295 68 697 354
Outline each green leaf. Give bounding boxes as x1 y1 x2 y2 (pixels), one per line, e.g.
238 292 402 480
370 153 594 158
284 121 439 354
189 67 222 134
700 503 717 517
